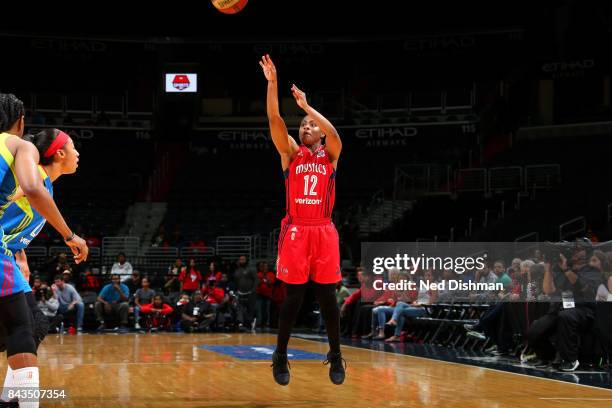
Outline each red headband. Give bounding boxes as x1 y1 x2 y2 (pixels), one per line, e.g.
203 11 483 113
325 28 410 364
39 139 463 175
43 131 69 158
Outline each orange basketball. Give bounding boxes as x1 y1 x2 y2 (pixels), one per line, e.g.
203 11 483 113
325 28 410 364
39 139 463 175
211 0 248 14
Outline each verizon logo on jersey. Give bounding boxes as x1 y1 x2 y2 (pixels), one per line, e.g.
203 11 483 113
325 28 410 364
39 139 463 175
294 163 327 176
295 197 322 205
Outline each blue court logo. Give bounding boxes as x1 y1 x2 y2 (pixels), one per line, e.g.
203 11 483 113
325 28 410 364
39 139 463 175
199 345 325 360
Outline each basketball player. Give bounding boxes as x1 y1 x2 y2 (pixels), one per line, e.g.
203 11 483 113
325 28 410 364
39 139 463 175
259 55 346 386
0 95 88 407
0 128 82 404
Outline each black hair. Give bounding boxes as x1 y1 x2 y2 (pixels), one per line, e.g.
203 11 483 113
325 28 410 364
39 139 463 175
0 94 24 132
118 252 126 258
25 128 62 166
53 275 64 282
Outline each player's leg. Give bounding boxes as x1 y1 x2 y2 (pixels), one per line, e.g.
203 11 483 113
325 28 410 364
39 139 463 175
0 293 39 408
273 222 310 385
272 283 308 385
311 223 345 385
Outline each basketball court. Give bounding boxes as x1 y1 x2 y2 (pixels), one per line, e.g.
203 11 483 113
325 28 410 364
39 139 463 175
7 333 609 407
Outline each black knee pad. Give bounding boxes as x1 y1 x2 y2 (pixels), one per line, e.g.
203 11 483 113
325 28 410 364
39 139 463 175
6 323 36 357
25 292 48 349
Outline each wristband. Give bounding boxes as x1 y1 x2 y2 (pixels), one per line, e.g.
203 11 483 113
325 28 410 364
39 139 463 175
64 233 76 242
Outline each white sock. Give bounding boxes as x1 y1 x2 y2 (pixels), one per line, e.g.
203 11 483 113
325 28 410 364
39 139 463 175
1 365 14 401
12 366 39 408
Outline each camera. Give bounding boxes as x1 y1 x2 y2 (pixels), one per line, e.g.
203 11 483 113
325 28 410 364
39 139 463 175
543 239 593 269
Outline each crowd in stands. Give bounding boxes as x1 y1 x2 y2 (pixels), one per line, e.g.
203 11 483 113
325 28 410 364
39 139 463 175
343 241 612 372
28 254 287 335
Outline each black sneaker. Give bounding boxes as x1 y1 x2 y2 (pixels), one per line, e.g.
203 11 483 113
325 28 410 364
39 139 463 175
560 360 579 372
323 351 346 385
271 351 290 386
96 323 105 332
528 359 551 369
0 400 19 407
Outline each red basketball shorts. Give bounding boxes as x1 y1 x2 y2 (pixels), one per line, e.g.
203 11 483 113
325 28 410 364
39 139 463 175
276 216 341 285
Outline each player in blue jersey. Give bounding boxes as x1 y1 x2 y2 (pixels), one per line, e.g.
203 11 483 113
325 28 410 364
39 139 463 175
0 128 80 405
0 94 88 407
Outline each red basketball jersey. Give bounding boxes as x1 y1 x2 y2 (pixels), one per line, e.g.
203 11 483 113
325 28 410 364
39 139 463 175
284 145 336 220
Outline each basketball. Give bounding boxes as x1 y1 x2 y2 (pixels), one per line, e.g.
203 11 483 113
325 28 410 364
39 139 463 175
211 0 248 14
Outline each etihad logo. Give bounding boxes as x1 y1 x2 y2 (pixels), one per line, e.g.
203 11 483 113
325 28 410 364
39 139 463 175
295 163 327 175
295 198 322 205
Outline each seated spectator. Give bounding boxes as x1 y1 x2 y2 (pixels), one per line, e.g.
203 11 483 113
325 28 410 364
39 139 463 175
256 261 275 328
336 279 351 306
111 252 133 283
181 291 215 333
36 283 61 333
202 277 226 308
52 275 85 332
525 247 603 371
81 267 101 291
363 269 413 340
340 268 380 338
385 270 434 342
95 274 130 332
140 294 173 331
134 277 156 330
124 270 142 295
179 259 203 296
32 276 43 296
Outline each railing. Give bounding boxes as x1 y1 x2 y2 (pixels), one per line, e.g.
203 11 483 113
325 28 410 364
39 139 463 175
102 237 140 264
456 168 487 192
524 164 561 191
141 247 179 275
216 236 253 261
179 247 215 266
393 164 451 200
488 167 522 192
559 216 586 241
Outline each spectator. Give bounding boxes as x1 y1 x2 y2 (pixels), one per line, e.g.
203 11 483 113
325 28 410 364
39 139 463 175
62 270 73 286
134 277 156 330
152 226 168 247
181 291 215 333
36 283 61 333
341 268 381 338
385 270 434 342
525 247 603 371
493 260 512 291
111 252 133 283
81 267 101 291
335 280 351 306
163 270 181 305
52 275 85 332
124 270 142 295
95 274 130 332
49 253 72 281
140 294 173 331
32 276 43 295
256 261 275 328
179 259 203 296
233 255 258 330
204 261 222 283
362 269 408 340
507 258 522 279
201 277 225 308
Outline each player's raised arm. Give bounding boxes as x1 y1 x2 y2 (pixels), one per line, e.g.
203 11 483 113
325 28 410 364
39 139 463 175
12 138 88 263
291 84 342 165
259 55 299 167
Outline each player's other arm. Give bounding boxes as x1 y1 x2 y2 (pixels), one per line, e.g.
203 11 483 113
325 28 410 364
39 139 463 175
259 55 299 167
12 139 88 262
291 84 342 165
